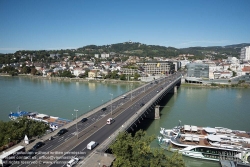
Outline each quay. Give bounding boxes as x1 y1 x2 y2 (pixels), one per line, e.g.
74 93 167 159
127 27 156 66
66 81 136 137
220 160 250 167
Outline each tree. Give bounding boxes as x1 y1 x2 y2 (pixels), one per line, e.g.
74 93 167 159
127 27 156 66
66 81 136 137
110 130 185 167
30 68 37 75
133 73 140 80
120 74 126 80
232 71 237 77
0 117 49 148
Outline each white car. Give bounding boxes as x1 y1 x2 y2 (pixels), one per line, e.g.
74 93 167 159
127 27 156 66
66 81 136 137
67 157 79 167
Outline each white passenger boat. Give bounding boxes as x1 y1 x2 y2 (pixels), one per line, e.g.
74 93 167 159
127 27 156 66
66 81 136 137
158 122 250 164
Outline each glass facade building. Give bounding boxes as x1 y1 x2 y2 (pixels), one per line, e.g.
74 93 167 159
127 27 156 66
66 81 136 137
186 63 209 78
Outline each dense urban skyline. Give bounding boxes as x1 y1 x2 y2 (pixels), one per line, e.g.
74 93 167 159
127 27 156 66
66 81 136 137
1 0 250 54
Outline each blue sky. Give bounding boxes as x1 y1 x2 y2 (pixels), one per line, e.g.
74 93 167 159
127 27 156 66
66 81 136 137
1 0 250 53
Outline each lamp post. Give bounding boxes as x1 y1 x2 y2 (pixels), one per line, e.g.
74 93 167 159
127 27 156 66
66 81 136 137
74 109 78 139
130 84 132 101
110 93 113 115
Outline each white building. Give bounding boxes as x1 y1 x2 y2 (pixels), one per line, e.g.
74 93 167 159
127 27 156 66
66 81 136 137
228 57 240 64
180 59 190 69
101 53 109 58
94 54 99 58
240 46 250 61
73 68 85 77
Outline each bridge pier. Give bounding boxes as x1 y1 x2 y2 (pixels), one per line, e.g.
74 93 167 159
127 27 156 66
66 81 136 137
154 105 160 119
169 86 178 94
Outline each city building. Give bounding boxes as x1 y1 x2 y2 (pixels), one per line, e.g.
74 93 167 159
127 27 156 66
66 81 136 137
101 53 109 58
186 63 209 78
136 61 175 76
240 46 250 61
94 54 99 58
88 69 100 79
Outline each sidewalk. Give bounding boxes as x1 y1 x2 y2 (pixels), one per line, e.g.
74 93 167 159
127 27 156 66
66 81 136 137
78 152 115 167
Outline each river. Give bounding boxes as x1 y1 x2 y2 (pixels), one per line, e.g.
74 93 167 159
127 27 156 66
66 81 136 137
1 76 249 167
0 76 138 121
146 86 250 167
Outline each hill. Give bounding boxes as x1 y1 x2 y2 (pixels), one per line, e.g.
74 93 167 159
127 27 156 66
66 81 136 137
77 42 250 59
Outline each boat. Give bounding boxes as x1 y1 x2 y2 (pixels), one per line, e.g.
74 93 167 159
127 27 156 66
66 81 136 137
9 107 71 131
158 122 250 164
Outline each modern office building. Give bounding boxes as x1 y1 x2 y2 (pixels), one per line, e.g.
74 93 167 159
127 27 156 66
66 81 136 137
136 61 175 76
240 46 250 61
186 63 209 78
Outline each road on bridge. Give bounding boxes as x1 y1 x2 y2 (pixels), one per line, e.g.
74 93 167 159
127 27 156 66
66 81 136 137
9 73 182 167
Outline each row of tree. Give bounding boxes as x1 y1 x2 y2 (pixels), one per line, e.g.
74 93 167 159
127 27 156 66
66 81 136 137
110 130 185 167
0 117 49 151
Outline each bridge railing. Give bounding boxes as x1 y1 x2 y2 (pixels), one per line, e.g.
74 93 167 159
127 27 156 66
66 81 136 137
94 76 182 153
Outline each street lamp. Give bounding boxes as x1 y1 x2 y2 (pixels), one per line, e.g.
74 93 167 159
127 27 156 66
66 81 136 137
110 93 113 115
74 109 78 139
130 84 133 101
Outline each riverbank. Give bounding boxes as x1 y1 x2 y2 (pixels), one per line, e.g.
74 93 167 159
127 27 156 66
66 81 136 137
0 73 143 84
181 82 250 88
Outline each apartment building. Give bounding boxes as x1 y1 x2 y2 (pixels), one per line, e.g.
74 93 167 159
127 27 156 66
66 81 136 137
136 61 175 76
240 46 250 61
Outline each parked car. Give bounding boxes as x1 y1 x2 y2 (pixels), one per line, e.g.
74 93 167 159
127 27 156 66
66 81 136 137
32 142 44 150
57 128 68 136
80 118 88 123
67 157 79 167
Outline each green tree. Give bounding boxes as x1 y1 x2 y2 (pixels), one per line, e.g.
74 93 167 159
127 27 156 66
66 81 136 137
232 71 236 77
30 68 37 75
21 66 31 74
0 117 49 147
133 73 140 80
110 130 185 167
120 74 126 80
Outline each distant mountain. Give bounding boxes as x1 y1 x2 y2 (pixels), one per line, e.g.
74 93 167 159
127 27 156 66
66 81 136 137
2 42 249 60
77 42 250 59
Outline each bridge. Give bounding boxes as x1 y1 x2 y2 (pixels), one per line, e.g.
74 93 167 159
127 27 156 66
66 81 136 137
7 73 182 167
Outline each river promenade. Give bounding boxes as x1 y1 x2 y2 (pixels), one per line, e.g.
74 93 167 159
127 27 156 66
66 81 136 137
0 73 143 84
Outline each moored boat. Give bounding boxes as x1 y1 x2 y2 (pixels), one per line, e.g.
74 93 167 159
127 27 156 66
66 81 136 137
9 107 71 131
158 122 250 164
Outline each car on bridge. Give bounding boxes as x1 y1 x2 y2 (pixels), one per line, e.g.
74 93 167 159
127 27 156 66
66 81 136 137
140 103 145 107
57 128 68 136
67 157 79 167
80 118 88 123
32 142 45 150
87 141 98 150
107 118 115 125
101 107 107 111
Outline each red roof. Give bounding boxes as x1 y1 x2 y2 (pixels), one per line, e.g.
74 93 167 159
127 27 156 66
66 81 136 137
242 66 250 72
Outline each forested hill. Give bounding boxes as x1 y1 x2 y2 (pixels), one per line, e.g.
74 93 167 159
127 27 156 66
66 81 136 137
77 42 250 59
1 42 250 60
